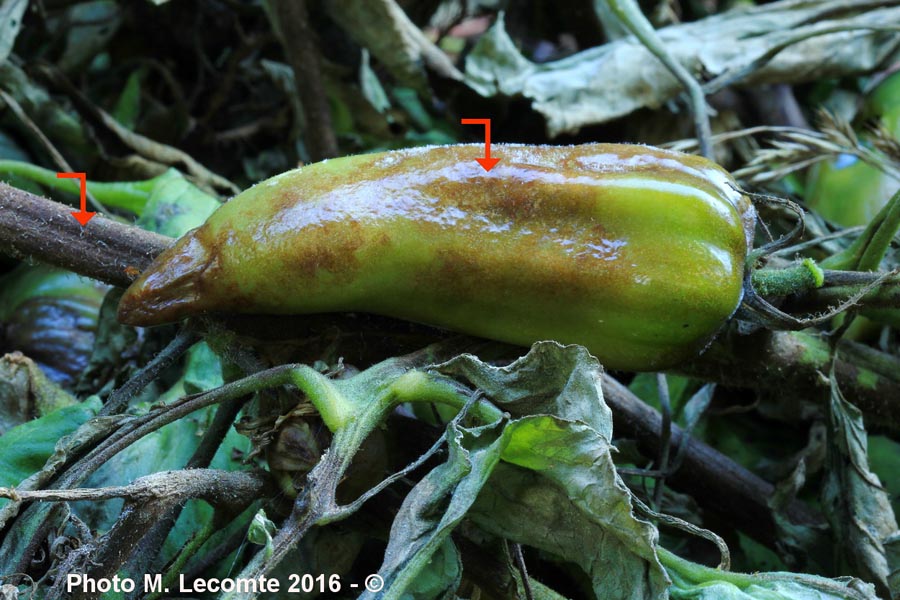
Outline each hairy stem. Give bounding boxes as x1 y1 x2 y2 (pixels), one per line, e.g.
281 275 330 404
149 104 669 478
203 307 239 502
0 182 171 287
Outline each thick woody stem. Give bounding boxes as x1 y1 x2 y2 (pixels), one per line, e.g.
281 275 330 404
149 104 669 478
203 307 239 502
0 182 171 286
61 470 274 600
682 330 900 435
602 375 824 549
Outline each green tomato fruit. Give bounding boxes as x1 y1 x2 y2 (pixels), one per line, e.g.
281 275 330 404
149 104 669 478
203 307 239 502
118 144 755 371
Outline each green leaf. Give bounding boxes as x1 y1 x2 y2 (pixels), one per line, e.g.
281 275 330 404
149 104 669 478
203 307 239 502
487 414 668 598
0 63 95 164
403 539 462 599
628 373 697 419
80 343 241 561
360 49 391 114
660 547 876 599
57 1 122 72
434 342 612 436
0 0 27 65
0 398 101 500
247 509 277 560
391 87 433 130
135 169 221 237
112 69 144 130
436 342 669 599
471 462 667 599
0 396 118 574
364 343 671 599
366 419 506 599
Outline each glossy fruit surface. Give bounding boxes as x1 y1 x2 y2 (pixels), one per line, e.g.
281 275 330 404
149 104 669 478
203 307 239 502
118 143 755 371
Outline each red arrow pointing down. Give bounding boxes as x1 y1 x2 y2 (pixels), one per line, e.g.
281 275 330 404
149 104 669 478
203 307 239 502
57 172 95 226
460 118 500 171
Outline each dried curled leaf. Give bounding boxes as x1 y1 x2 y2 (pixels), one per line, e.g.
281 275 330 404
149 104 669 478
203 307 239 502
822 375 900 598
465 1 900 135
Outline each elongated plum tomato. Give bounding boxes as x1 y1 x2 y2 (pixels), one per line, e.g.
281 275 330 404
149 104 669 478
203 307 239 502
117 144 756 371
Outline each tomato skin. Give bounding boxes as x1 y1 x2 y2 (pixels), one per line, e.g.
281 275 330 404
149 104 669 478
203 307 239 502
867 71 900 138
118 143 754 371
806 155 898 227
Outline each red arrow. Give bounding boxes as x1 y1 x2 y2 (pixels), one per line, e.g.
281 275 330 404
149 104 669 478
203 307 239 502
57 172 95 226
460 118 500 171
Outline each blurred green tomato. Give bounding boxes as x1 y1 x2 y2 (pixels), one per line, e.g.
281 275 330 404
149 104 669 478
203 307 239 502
806 71 900 227
806 155 898 227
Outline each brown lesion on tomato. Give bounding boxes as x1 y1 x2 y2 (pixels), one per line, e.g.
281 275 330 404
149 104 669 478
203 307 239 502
285 221 364 284
419 247 488 300
374 231 392 247
491 191 542 222
589 222 608 239
272 188 305 214
424 175 551 230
